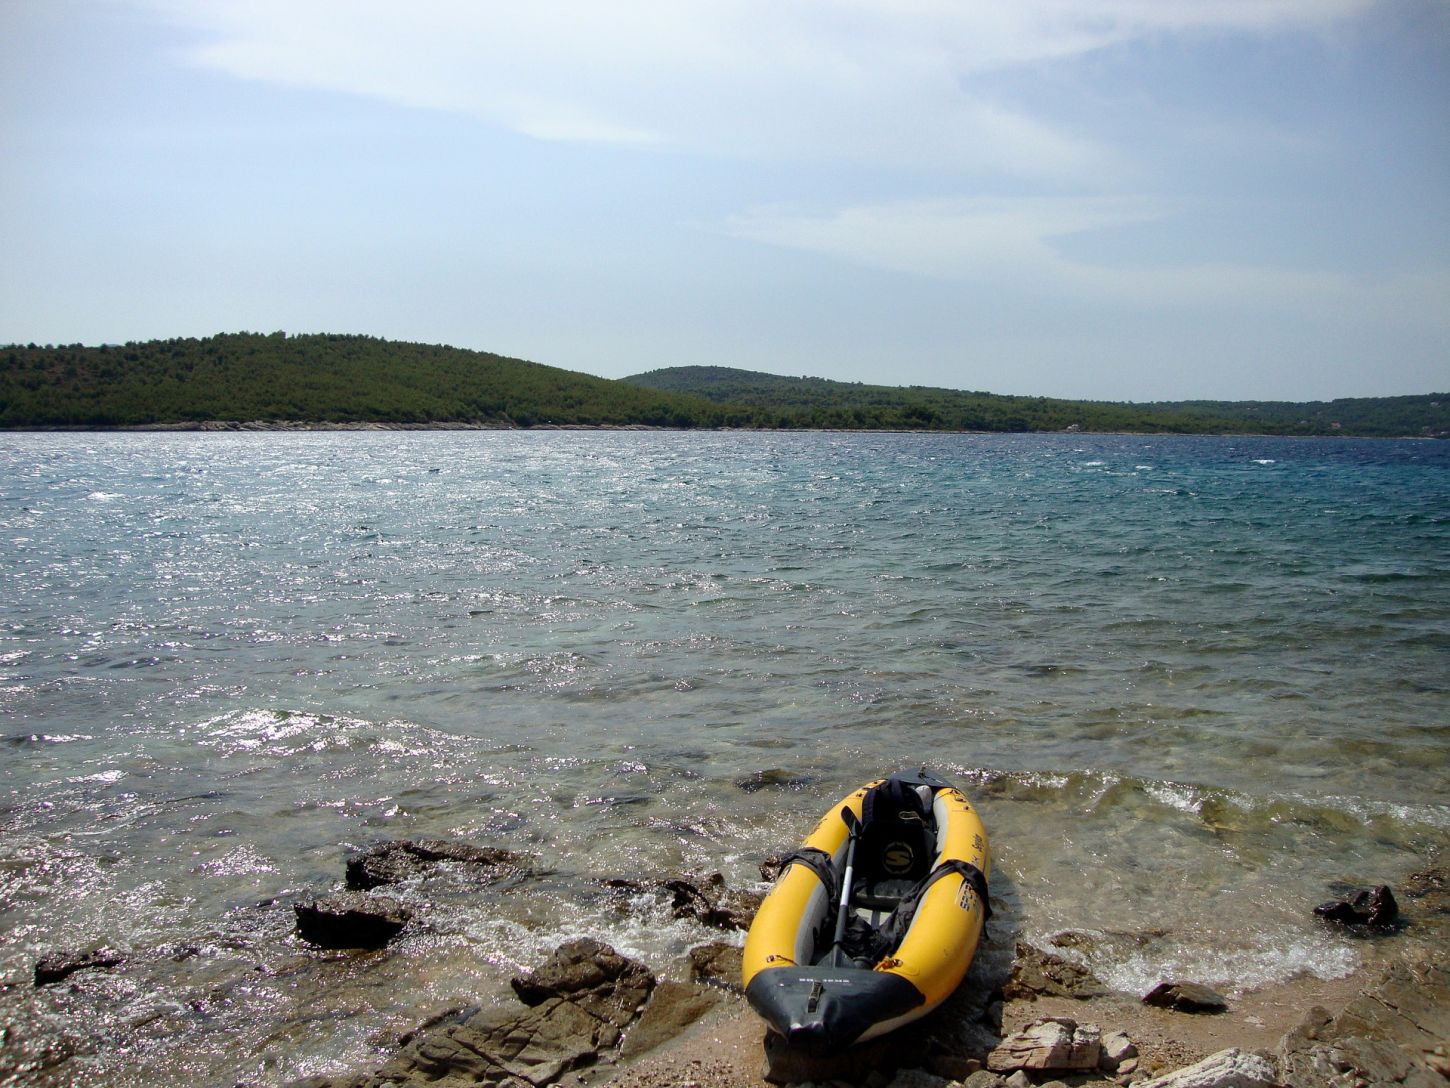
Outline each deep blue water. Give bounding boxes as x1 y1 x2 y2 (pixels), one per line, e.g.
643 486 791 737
1 430 1447 1085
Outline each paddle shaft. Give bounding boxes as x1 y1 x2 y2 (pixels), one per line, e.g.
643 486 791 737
829 808 861 966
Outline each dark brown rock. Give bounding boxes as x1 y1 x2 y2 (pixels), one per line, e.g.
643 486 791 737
294 893 411 949
337 940 660 1088
687 941 743 988
759 853 787 882
33 947 125 986
1142 980 1227 1013
510 937 655 1028
346 839 530 890
664 873 763 931
1314 884 1400 929
1002 941 1107 1000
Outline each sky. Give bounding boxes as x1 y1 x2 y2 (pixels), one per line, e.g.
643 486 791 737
2 1 1447 401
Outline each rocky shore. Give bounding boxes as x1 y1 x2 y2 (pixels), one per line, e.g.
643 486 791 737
284 845 1448 1088
13 841 1449 1088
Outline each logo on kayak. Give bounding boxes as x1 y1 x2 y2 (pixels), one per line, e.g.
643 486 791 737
882 842 915 875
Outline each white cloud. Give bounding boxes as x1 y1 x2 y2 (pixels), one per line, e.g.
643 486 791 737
138 0 1377 178
724 193 1375 313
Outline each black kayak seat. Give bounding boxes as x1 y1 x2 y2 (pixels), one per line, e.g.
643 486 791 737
852 877 917 911
850 776 936 913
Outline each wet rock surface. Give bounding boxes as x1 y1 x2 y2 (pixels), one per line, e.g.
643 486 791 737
1001 941 1107 1000
294 893 413 949
288 937 735 1088
1401 861 1450 919
1142 980 1229 1014
510 937 656 1029
346 838 532 891
664 872 763 932
32 946 126 986
1315 884 1401 929
687 940 743 989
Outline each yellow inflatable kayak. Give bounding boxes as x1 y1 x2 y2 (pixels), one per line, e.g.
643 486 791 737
742 769 991 1051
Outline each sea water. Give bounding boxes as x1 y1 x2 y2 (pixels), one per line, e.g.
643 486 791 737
1 430 1447 1085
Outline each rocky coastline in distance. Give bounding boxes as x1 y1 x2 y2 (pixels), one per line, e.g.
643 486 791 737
18 839 1448 1088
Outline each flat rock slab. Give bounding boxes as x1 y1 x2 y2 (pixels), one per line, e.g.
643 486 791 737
291 940 664 1088
1133 1047 1277 1088
620 980 721 1058
1279 948 1450 1087
986 1017 1101 1074
1143 980 1228 1013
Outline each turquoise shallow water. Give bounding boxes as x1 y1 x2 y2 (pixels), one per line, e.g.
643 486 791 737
2 430 1448 1084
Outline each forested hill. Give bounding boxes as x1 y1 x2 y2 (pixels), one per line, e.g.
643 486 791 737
2 335 1445 436
0 333 724 429
624 366 1450 438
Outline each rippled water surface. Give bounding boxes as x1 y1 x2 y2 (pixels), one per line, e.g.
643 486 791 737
2 430 1447 1084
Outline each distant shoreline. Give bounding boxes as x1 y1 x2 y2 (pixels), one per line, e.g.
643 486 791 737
1 420 1440 439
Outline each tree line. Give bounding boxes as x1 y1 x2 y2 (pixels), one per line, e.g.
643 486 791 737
623 366 1450 438
2 334 1445 437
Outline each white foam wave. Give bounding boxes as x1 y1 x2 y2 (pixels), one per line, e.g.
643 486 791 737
1098 932 1359 997
1144 782 1204 815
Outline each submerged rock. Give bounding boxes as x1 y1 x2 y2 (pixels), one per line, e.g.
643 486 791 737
1001 941 1107 1000
32 947 125 986
733 769 814 793
1142 980 1228 1013
345 838 530 890
1400 859 1448 916
1314 884 1400 929
293 893 412 949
